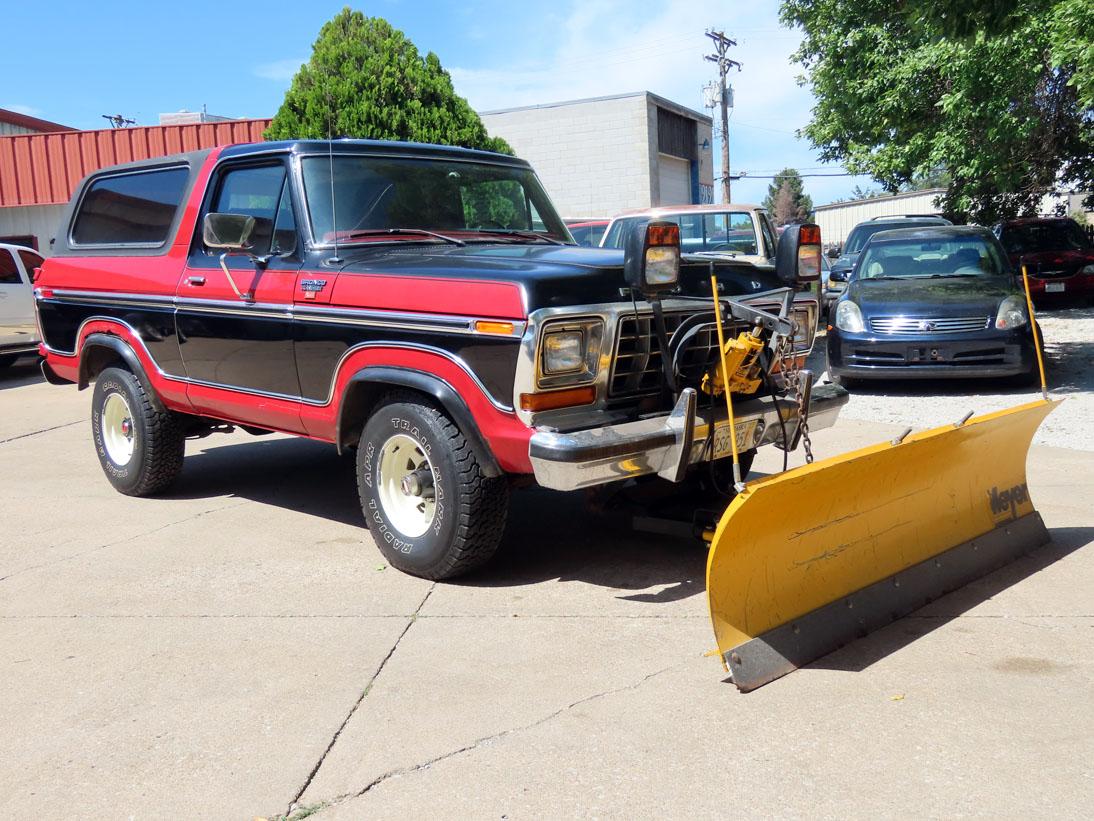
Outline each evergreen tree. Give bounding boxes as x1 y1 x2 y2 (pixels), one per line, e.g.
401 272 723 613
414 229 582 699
762 168 814 225
265 8 511 154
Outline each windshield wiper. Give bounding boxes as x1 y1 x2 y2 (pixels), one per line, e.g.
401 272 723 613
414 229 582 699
929 273 979 278
467 228 566 246
342 228 465 247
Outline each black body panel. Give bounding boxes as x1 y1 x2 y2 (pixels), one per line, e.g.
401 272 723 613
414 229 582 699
37 297 185 375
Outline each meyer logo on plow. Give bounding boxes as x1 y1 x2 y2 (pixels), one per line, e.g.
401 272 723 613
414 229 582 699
705 398 1060 692
989 483 1030 522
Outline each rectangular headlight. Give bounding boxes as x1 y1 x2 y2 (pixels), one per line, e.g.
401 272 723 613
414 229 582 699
536 317 605 389
543 330 585 374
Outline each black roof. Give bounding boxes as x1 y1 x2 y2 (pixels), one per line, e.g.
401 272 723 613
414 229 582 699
867 225 993 244
221 139 530 167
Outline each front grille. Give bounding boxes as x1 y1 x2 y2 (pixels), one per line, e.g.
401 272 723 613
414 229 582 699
869 316 991 335
610 311 741 397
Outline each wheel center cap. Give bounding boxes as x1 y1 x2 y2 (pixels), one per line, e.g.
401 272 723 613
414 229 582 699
121 418 133 438
400 468 435 498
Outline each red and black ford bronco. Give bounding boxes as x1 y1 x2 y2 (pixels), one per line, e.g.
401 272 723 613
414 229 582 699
36 140 847 579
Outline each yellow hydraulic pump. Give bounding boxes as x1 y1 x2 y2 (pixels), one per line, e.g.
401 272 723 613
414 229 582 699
701 327 765 397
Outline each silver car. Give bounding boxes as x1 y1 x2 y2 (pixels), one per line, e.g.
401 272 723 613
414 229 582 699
0 243 42 369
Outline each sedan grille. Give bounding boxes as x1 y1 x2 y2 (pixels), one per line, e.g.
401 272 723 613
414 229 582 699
869 316 991 335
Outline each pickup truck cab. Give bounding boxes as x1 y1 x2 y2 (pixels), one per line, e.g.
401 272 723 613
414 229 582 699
36 140 844 579
0 242 43 368
600 203 779 269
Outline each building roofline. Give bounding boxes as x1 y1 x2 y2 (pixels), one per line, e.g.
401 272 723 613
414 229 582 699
0 107 76 133
814 187 947 211
479 90 712 125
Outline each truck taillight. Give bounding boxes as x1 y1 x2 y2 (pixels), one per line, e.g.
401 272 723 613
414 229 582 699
797 224 822 283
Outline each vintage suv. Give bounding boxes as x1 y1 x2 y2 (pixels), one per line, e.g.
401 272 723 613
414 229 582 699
36 140 846 579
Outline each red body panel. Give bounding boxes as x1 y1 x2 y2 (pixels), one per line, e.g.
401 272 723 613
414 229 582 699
329 273 525 318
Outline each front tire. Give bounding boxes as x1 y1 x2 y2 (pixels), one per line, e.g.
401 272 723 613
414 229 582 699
0 354 17 370
91 367 185 496
356 394 508 580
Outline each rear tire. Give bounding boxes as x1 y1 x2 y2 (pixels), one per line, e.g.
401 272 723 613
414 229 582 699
91 367 185 496
356 394 508 580
0 354 17 370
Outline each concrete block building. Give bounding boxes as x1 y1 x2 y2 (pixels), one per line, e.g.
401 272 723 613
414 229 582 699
480 92 714 219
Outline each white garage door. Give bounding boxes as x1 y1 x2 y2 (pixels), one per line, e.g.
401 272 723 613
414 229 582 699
657 154 691 206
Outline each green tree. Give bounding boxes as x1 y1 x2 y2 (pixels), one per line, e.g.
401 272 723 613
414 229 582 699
762 168 814 225
780 0 1094 223
265 8 511 154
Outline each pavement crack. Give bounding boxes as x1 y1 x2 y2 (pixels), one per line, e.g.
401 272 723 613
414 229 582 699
283 583 435 817
314 662 682 813
0 420 83 445
0 500 248 583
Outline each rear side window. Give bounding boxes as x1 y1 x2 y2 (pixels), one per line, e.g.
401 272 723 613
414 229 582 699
0 249 19 284
71 167 189 246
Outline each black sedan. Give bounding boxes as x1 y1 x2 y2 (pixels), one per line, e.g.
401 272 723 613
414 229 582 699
826 226 1038 386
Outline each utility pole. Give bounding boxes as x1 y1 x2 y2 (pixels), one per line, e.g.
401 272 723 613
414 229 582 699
705 30 742 204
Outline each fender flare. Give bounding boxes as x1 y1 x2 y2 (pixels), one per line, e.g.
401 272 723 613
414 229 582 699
77 333 166 412
337 366 502 478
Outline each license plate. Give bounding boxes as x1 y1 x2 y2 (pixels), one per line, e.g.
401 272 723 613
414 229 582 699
1045 282 1066 293
712 420 759 460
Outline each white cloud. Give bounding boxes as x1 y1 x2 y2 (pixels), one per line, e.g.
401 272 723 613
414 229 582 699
3 103 44 117
449 0 866 204
252 57 308 82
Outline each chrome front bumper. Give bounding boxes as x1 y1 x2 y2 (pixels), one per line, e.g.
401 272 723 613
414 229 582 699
529 381 850 491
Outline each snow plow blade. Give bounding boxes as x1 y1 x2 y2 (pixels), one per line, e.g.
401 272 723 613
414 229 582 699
706 399 1059 692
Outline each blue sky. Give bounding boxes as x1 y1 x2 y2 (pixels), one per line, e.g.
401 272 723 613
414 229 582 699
2 0 872 205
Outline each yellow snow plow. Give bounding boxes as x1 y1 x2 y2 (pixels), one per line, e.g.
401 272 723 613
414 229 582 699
706 398 1057 691
704 261 1058 691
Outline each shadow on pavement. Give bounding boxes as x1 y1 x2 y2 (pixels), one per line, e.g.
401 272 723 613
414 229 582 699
169 436 708 602
0 356 45 391
809 525 1094 674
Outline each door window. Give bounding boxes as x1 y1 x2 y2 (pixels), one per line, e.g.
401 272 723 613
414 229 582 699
17 250 43 278
209 164 289 256
0 250 20 284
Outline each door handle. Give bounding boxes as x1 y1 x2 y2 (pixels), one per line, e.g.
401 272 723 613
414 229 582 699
187 275 206 286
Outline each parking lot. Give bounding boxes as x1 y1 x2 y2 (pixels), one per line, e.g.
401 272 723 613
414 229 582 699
2 306 1092 819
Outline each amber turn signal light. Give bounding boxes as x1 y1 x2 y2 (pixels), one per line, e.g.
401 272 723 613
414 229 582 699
519 385 596 412
473 320 516 336
799 224 821 245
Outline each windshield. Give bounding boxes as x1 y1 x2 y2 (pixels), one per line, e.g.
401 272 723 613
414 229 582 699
845 221 940 254
300 155 571 245
601 211 759 255
857 235 1008 279
1000 221 1092 254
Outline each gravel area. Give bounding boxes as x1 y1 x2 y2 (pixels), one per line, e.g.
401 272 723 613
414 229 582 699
808 305 1094 451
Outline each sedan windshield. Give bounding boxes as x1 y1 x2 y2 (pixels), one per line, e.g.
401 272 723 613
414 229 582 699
1000 221 1092 254
857 236 1008 279
300 155 571 245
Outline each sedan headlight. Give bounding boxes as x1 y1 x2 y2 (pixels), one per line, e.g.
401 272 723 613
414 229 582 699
995 296 1028 329
1081 264 1094 275
538 318 604 388
834 300 865 333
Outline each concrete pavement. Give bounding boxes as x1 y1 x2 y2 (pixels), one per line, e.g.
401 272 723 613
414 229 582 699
0 356 1091 819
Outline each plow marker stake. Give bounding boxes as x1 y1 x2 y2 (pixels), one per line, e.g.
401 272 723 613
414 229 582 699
706 399 1059 692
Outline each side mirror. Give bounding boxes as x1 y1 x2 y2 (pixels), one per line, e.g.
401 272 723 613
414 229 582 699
203 213 256 252
775 223 822 285
826 246 841 259
623 219 680 296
